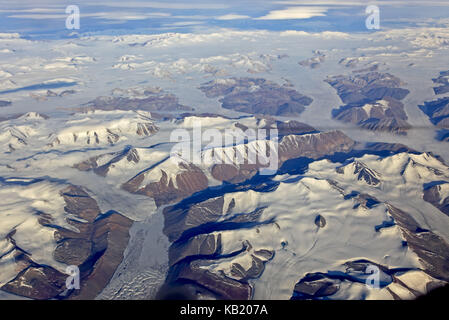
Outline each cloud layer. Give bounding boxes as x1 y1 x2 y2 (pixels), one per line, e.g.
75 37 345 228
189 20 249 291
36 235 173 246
256 6 328 20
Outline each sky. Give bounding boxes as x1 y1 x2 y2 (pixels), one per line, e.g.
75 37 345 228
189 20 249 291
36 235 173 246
0 0 449 38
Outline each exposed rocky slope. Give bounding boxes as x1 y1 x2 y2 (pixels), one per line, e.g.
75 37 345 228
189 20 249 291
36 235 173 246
48 111 158 147
0 183 132 300
0 100 11 107
418 71 449 141
424 182 449 217
0 110 158 152
419 97 449 132
118 130 355 205
156 150 449 300
299 51 326 69
82 87 193 113
123 160 209 207
199 78 313 116
73 116 331 205
326 72 411 134
432 70 449 95
0 112 48 152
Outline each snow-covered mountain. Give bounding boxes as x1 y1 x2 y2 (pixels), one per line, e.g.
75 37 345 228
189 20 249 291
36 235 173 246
157 150 449 300
48 110 158 147
0 110 158 153
2 17 449 301
2 107 449 300
0 179 132 299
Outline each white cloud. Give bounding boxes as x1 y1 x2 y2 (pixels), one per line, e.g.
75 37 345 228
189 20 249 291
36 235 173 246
255 6 328 20
93 12 171 21
279 30 350 38
162 21 205 27
216 14 251 21
95 1 229 10
7 14 66 19
275 0 449 6
0 8 64 13
0 33 20 39
8 11 172 21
